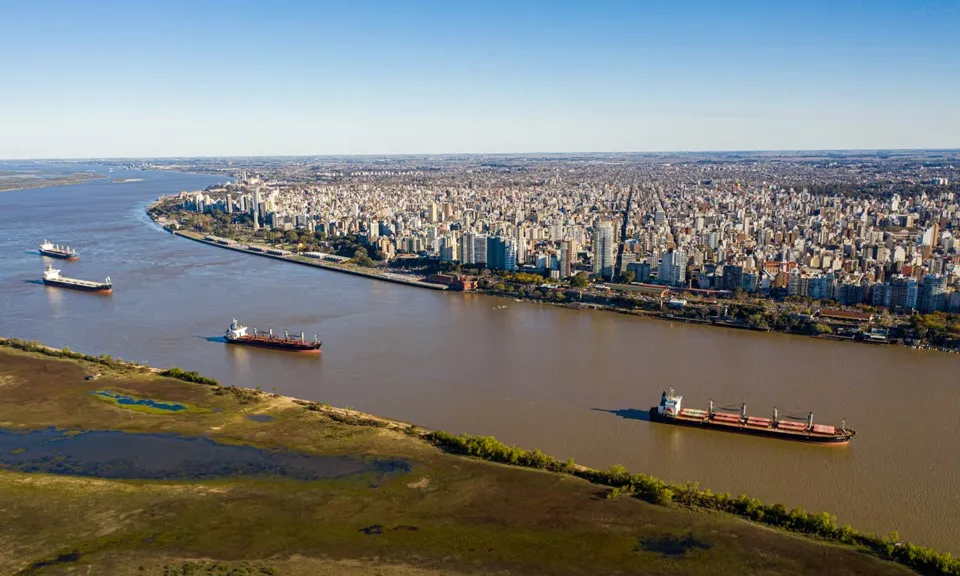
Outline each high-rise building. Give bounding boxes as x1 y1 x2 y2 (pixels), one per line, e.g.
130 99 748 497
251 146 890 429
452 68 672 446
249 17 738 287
948 291 960 313
487 237 506 270
251 188 261 231
917 274 947 313
870 282 887 307
887 276 918 312
439 235 458 263
591 221 615 280
721 264 743 293
485 236 517 271
659 248 687 286
473 233 488 265
921 223 940 247
460 232 476 264
627 261 652 283
515 227 528 265
559 240 573 278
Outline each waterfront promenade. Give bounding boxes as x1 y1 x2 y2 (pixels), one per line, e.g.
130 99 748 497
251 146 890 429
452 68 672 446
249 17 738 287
169 229 448 291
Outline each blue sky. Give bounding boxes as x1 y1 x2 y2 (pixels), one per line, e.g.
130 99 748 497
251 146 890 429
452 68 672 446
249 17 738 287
1 0 958 158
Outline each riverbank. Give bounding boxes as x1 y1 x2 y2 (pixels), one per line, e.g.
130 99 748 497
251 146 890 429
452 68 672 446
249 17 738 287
149 207 960 355
169 228 449 291
0 338 957 575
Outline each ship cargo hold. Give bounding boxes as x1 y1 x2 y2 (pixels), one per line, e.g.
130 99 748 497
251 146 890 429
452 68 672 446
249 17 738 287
39 240 78 260
224 319 321 352
649 390 854 444
42 266 111 293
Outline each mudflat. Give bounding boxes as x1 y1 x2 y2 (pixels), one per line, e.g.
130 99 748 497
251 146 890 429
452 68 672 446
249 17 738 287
0 346 914 576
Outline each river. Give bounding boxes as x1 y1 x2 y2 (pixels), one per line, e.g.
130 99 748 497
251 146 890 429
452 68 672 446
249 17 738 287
1 166 958 552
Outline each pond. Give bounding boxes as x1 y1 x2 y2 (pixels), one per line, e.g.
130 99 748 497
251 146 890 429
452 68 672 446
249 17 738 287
90 390 187 412
0 428 409 481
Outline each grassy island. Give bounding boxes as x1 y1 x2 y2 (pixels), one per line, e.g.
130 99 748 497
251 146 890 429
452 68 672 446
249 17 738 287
0 171 101 192
0 339 956 576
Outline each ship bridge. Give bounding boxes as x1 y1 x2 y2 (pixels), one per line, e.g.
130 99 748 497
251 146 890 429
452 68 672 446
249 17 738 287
658 389 682 416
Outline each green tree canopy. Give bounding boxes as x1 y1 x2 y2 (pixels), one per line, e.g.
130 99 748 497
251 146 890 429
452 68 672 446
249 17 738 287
570 272 590 288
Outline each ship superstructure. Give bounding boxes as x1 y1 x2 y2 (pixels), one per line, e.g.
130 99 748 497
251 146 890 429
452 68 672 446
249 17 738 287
42 266 111 293
650 389 854 444
224 319 321 352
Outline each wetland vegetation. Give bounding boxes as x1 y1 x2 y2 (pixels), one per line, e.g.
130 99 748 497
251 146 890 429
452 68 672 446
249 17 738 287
0 339 953 575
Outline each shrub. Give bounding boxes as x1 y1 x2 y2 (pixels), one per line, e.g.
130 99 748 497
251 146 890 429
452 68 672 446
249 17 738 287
325 411 389 428
159 366 219 386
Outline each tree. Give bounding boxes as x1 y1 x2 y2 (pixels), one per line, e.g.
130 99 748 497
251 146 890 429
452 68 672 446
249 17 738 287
811 322 832 335
570 272 590 288
351 246 375 267
745 313 770 330
620 270 636 284
877 311 893 328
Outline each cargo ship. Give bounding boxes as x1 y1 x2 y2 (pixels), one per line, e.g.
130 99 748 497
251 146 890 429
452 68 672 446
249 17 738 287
39 240 78 260
650 390 854 444
42 266 112 293
224 319 321 352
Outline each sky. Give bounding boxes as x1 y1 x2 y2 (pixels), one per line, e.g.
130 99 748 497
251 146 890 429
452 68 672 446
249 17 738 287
1 0 958 158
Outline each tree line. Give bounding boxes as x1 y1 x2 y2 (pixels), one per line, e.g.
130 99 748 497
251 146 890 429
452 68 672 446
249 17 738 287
425 430 960 576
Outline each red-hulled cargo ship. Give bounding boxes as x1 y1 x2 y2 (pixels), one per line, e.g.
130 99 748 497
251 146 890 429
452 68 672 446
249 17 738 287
650 390 854 444
224 319 321 352
39 240 79 260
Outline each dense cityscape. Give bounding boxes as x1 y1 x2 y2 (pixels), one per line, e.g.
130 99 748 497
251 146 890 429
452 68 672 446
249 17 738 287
153 151 960 348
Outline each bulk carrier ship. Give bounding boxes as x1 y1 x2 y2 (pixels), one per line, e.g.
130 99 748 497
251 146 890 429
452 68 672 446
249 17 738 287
650 389 855 444
39 240 78 260
224 319 321 352
42 266 112 293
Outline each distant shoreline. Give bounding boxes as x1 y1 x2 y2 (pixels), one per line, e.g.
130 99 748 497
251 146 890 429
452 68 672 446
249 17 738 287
0 173 104 193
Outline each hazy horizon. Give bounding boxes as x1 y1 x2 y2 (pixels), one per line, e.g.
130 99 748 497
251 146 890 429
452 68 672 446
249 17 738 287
5 148 960 163
2 0 958 158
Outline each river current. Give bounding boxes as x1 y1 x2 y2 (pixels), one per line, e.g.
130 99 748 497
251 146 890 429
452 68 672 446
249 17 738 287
0 165 958 551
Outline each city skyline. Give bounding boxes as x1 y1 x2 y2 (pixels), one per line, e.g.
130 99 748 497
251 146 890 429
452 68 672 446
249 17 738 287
158 150 960 319
2 0 959 158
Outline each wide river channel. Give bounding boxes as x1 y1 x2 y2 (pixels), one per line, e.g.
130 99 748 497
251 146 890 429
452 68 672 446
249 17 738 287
1 166 958 552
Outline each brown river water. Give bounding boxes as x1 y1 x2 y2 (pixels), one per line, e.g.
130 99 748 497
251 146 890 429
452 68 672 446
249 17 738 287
1 165 958 552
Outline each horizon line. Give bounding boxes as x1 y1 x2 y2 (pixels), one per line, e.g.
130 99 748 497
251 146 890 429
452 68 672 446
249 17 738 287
4 147 960 163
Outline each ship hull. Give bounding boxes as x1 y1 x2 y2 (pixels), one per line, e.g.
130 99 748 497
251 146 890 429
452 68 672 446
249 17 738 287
39 249 78 260
649 408 853 444
226 337 321 353
43 279 111 293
